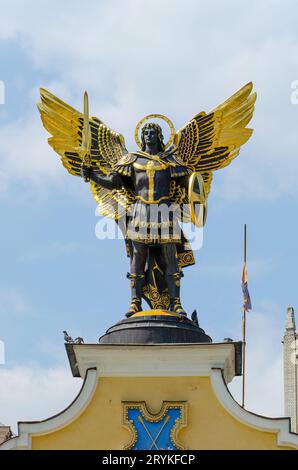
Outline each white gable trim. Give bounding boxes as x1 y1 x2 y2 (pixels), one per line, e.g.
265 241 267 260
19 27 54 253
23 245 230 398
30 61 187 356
210 368 298 449
0 368 97 450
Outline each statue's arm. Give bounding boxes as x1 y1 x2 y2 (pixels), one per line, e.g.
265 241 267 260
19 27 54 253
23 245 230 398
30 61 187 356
81 167 123 190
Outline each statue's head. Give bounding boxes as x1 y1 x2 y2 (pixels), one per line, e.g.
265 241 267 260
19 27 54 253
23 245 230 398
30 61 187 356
141 122 165 152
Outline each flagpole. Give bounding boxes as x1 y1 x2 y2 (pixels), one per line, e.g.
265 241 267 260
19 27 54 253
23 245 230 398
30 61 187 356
242 224 247 408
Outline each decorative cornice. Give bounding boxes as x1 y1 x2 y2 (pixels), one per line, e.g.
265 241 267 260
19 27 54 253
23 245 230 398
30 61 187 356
66 343 240 383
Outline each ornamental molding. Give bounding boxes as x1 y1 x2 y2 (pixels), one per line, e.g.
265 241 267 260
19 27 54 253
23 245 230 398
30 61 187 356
68 343 238 383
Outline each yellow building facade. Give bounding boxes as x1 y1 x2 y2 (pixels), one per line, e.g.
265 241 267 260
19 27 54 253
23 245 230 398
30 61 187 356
1 341 298 450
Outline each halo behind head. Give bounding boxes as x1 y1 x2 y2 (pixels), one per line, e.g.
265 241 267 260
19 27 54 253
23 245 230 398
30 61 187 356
135 114 175 150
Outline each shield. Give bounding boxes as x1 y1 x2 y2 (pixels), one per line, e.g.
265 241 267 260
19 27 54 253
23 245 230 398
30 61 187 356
188 172 208 227
123 401 187 450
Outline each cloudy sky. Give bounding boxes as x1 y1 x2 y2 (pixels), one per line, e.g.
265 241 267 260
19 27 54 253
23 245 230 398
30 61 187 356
0 0 297 431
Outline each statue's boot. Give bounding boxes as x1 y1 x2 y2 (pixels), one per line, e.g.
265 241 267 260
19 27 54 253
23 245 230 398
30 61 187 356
166 272 187 316
125 273 144 318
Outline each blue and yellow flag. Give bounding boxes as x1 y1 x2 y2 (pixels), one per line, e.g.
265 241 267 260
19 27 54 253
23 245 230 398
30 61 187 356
241 263 252 311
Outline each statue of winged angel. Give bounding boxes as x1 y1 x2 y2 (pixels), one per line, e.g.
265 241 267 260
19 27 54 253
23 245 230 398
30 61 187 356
38 82 256 318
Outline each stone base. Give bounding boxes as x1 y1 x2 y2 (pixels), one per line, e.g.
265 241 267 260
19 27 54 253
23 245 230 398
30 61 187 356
98 309 212 344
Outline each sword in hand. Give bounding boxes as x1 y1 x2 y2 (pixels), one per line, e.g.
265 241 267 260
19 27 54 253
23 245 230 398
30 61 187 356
80 91 92 182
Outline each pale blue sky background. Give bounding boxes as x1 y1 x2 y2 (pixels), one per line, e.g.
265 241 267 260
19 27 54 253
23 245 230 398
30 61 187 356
0 0 297 429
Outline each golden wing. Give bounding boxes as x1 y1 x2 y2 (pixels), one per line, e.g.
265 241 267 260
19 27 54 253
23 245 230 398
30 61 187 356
38 88 135 219
91 183 135 220
38 88 127 175
174 82 256 197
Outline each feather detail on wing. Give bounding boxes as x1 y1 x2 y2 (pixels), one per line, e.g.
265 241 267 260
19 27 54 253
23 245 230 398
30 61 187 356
38 88 127 175
91 183 135 221
38 88 136 219
174 82 256 197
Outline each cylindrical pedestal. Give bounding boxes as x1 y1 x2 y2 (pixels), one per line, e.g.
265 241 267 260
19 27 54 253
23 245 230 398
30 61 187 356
98 310 212 344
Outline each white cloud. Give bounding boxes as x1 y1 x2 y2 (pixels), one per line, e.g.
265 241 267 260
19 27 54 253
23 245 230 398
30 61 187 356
0 1 297 200
21 241 81 261
0 365 82 433
0 113 64 199
229 305 285 417
0 288 33 317
0 80 5 105
202 257 275 278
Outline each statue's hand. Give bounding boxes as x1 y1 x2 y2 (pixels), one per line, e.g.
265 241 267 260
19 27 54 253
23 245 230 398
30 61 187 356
80 165 92 182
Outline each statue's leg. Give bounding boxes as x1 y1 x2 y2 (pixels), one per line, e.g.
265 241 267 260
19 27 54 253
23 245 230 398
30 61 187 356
161 244 186 316
125 242 148 318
